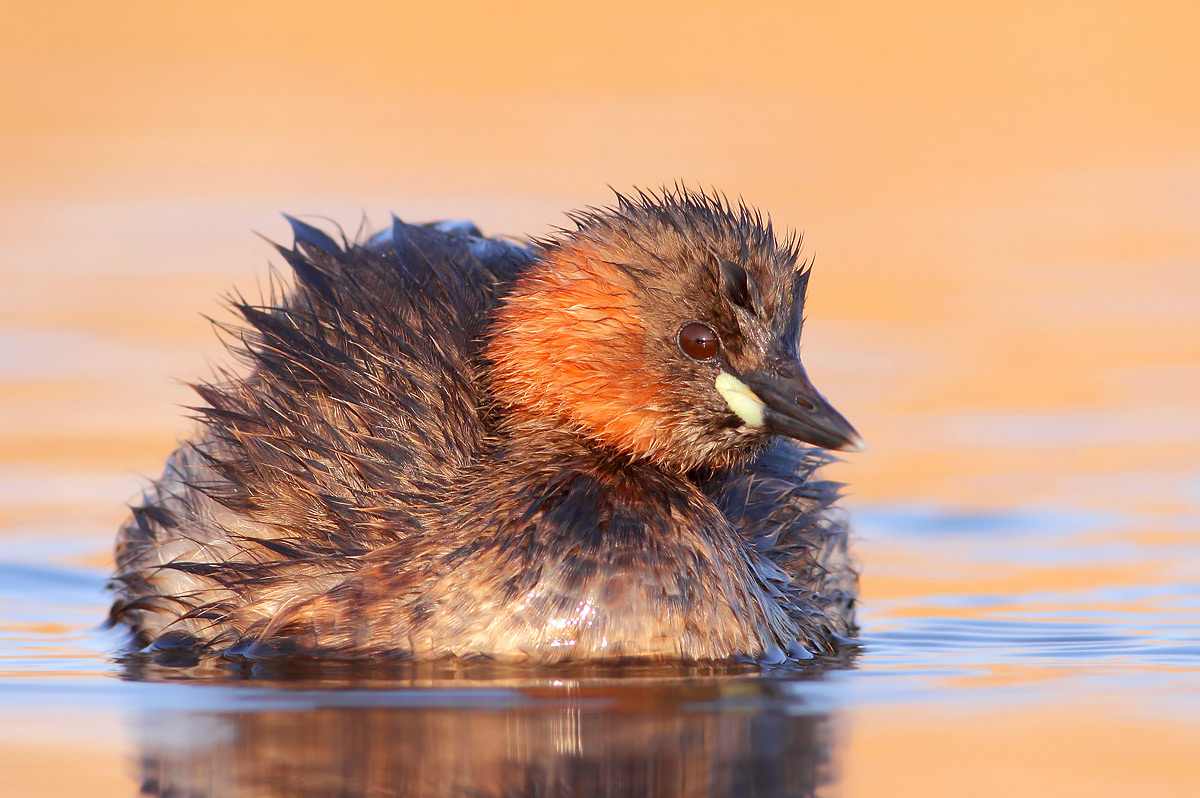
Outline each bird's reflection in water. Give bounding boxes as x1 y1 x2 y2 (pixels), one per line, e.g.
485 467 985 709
124 659 842 797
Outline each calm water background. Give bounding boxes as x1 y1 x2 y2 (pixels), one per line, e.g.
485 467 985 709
2 2 1199 795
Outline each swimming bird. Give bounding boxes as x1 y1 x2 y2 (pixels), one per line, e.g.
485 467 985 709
110 188 863 664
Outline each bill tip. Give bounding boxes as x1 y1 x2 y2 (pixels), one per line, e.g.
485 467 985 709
839 432 867 453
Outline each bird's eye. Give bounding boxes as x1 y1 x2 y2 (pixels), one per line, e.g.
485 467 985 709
678 322 719 360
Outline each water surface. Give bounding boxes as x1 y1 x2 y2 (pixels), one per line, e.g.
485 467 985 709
3 3 1199 796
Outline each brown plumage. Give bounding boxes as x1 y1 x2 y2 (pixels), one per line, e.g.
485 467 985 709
110 188 863 664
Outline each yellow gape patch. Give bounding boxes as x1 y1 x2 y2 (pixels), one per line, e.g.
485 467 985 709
715 372 766 428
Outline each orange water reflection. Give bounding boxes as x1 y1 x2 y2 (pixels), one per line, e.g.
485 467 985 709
2 1 1199 796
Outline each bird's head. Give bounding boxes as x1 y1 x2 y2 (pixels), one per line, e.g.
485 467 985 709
487 188 863 472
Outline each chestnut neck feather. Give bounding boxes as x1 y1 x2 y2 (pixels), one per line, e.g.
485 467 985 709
486 245 687 468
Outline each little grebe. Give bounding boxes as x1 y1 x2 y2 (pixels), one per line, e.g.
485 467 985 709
111 189 863 664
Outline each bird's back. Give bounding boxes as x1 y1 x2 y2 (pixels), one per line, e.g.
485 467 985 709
111 219 531 646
